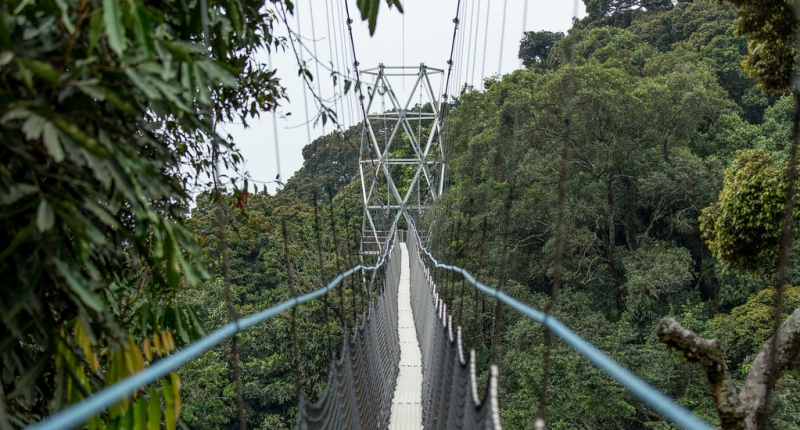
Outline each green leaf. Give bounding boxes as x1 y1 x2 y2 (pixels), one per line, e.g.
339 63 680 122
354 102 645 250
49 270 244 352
22 114 46 140
125 68 161 99
0 7 12 49
147 389 160 430
193 64 211 105
104 0 127 56
131 0 155 58
36 200 55 232
0 51 14 68
197 59 237 87
53 259 104 311
1 107 30 123
54 0 76 34
174 305 190 344
89 12 105 53
0 183 37 205
134 396 147 430
8 352 49 398
162 377 176 430
17 58 59 84
184 306 207 338
43 122 65 162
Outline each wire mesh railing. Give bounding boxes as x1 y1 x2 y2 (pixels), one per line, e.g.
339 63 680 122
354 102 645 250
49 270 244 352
406 222 714 430
29 226 401 430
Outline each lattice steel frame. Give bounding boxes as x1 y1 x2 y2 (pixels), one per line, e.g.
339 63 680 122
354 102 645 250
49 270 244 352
359 64 445 257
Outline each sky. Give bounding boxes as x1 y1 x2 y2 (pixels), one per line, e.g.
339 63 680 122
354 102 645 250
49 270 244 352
220 0 586 194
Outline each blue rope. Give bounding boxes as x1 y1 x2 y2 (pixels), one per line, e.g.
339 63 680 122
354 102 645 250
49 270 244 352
28 228 398 430
408 224 713 430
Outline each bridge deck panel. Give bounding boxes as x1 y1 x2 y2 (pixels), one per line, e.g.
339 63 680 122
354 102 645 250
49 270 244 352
389 244 423 430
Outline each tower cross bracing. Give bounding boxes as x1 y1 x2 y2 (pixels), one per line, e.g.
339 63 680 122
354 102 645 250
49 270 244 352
359 64 445 257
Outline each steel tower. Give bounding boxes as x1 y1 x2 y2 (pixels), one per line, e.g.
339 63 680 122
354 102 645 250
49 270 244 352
359 64 445 257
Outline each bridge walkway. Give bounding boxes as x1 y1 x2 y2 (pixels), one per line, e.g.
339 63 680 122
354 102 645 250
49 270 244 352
388 243 423 429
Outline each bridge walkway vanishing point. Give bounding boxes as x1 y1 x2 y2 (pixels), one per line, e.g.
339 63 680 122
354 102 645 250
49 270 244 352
389 243 423 429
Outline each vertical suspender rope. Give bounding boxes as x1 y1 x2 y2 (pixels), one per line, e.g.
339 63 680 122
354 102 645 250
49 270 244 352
295 4 312 145
480 0 491 83
343 205 364 315
314 194 335 359
324 0 343 130
328 188 352 327
307 0 325 134
282 220 303 397
537 0 578 426
337 0 355 126
200 0 246 428
464 0 477 88
268 55 282 187
497 0 508 73
469 0 482 86
488 0 514 365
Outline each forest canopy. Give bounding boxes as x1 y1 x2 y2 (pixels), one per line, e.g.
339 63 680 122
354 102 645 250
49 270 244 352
4 0 800 429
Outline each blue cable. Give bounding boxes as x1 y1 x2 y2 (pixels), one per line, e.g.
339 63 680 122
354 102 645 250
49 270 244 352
28 228 398 430
408 224 713 430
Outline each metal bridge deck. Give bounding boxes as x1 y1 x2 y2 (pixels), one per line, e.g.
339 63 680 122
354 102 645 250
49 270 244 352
389 243 423 429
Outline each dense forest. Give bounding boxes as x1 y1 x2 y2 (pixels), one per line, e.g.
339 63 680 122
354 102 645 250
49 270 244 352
3 0 800 429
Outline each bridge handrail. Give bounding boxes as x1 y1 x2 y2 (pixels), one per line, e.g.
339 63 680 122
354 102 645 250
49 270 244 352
28 225 399 430
407 222 713 430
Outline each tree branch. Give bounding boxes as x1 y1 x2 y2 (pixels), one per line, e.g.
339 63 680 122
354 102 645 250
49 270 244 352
656 316 746 429
739 308 800 429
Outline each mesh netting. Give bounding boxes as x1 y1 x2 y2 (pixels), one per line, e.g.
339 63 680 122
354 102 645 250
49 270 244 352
408 231 502 430
296 229 501 429
295 237 401 429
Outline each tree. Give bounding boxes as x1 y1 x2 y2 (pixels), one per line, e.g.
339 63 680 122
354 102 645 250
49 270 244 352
281 125 361 205
518 31 564 70
0 0 394 427
722 0 798 93
583 0 673 23
699 150 792 276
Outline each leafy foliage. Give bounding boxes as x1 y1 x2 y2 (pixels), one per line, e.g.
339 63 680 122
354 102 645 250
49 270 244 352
0 0 391 427
421 1 800 427
518 30 564 70
723 0 798 93
699 149 792 276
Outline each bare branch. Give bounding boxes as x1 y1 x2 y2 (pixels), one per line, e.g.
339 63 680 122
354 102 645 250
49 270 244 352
739 308 800 429
656 316 746 430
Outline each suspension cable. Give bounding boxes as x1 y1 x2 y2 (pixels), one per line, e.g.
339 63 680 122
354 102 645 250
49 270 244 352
406 222 713 430
442 0 463 105
30 220 400 430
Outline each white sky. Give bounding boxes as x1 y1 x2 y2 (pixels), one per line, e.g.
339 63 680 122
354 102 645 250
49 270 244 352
220 0 585 194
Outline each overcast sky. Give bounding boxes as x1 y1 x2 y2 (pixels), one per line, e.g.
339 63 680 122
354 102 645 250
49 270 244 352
220 0 585 194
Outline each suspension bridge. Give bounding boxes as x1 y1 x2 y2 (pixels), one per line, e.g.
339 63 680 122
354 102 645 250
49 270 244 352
24 1 721 429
